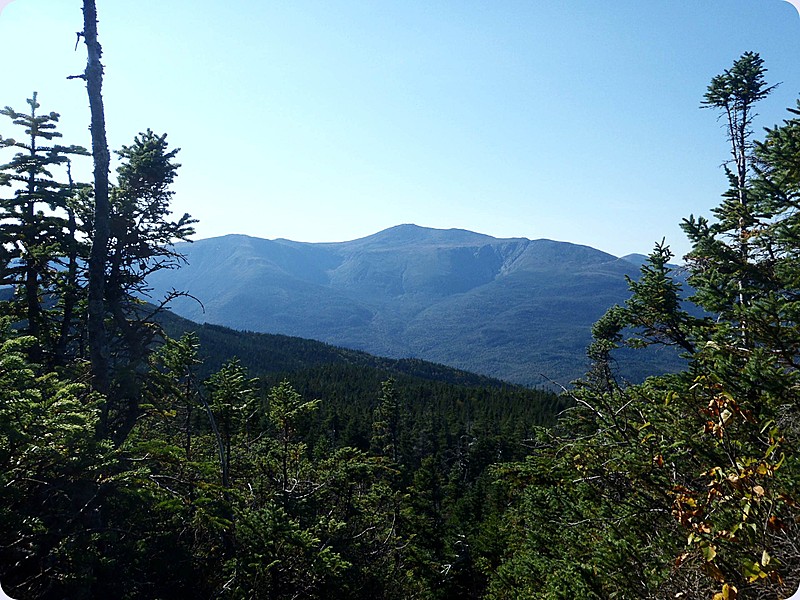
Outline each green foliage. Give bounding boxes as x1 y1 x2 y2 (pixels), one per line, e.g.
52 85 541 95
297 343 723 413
0 93 89 366
620 241 702 354
371 378 409 465
0 324 113 599
0 71 772 600
90 130 196 444
226 500 351 598
489 53 800 599
105 129 195 303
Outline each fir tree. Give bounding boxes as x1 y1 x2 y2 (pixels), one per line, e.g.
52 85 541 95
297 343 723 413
0 93 89 366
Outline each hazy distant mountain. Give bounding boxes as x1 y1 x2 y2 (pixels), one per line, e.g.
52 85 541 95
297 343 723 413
147 224 683 386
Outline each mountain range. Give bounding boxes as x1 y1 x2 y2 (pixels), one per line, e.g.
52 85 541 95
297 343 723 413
147 224 684 387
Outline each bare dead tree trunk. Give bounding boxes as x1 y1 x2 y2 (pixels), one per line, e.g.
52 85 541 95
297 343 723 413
81 0 112 409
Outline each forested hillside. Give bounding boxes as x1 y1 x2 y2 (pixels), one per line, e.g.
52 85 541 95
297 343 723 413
147 225 683 386
0 5 566 594
485 53 800 599
0 85 565 597
1 3 800 597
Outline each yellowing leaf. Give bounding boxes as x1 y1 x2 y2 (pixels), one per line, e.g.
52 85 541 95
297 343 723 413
702 544 717 562
742 558 762 582
714 584 739 600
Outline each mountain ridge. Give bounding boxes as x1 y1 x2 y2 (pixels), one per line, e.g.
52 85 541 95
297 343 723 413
148 224 682 386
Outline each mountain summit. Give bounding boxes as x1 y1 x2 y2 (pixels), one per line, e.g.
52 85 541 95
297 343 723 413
147 225 676 386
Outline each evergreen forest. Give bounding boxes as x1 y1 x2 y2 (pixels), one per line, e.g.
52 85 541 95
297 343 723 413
1 4 800 598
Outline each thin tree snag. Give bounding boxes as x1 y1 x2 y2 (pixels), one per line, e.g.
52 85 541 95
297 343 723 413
81 0 111 405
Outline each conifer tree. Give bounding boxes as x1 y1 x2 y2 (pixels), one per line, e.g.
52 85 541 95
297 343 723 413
206 358 257 484
0 323 109 599
691 51 777 330
77 130 196 444
371 378 406 465
0 93 89 366
267 381 321 504
490 53 800 599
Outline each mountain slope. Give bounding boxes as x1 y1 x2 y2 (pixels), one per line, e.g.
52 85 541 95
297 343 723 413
148 224 683 385
156 310 568 436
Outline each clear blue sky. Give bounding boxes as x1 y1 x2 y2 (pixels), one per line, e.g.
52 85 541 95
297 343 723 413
1 1 799 259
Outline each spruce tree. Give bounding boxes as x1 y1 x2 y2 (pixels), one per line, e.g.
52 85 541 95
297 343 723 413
75 129 196 445
691 51 777 330
490 53 800 599
0 93 89 366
